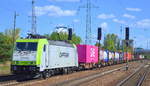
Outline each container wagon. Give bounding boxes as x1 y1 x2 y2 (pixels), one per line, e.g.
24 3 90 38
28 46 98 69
108 51 113 65
77 44 98 69
114 52 120 64
119 52 124 63
124 52 132 62
99 50 109 66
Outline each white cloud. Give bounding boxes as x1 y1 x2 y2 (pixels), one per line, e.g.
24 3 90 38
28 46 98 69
113 19 126 24
100 22 108 29
97 13 115 19
134 19 150 28
123 14 135 19
55 26 68 34
73 19 80 23
126 8 142 12
35 5 76 16
48 0 80 2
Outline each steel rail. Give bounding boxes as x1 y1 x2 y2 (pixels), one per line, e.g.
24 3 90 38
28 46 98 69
116 62 149 86
50 66 127 86
136 66 150 86
116 64 145 86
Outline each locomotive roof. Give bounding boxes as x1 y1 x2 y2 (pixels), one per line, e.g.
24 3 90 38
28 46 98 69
48 40 74 47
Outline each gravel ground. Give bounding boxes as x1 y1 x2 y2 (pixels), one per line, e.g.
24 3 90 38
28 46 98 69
142 63 150 86
17 61 142 86
79 61 143 86
0 61 10 75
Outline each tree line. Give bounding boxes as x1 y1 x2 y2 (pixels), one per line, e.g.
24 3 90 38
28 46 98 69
95 34 133 52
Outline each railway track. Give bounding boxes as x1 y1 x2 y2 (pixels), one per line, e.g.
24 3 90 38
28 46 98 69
0 66 127 86
0 74 19 86
116 62 150 86
48 61 147 86
49 66 127 86
0 80 18 86
0 60 145 86
0 75 45 86
136 67 150 86
0 75 16 82
0 74 41 86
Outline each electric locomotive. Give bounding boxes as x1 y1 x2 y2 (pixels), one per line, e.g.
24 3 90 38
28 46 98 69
11 34 78 78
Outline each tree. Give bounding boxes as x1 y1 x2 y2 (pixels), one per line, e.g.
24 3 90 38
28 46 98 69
0 28 21 62
103 33 133 52
103 34 121 51
69 34 82 44
95 41 103 47
0 33 12 61
44 32 82 44
122 40 134 52
4 28 21 43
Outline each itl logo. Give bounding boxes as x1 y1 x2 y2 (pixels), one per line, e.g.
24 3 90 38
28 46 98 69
90 48 95 57
59 52 69 58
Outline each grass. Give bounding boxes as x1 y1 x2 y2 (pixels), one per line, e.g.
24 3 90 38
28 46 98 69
0 61 11 75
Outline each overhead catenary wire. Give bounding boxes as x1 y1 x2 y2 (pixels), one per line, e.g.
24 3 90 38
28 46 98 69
78 0 99 44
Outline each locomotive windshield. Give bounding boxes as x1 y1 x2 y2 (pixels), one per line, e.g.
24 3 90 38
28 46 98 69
15 42 38 51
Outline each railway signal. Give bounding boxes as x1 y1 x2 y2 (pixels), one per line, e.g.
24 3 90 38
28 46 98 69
68 28 72 40
97 27 102 66
125 27 130 70
98 27 102 40
125 27 129 40
97 27 102 47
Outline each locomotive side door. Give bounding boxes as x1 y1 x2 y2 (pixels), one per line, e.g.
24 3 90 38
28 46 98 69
43 45 49 68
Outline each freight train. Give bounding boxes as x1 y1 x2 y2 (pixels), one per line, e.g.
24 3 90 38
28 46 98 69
10 35 143 79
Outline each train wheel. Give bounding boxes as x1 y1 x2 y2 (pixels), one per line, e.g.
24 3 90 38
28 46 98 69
50 70 54 76
42 70 50 79
98 64 101 68
68 68 73 74
63 68 68 74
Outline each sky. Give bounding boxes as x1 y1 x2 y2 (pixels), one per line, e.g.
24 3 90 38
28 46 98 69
0 0 150 49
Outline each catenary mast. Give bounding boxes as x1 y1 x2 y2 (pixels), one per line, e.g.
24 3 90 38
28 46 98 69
85 0 92 44
31 0 37 34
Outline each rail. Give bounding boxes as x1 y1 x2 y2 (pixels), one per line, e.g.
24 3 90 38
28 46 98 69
136 66 150 86
50 66 127 86
116 63 149 86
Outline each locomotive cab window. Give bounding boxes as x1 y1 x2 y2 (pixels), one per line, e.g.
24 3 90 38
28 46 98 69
15 42 38 51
